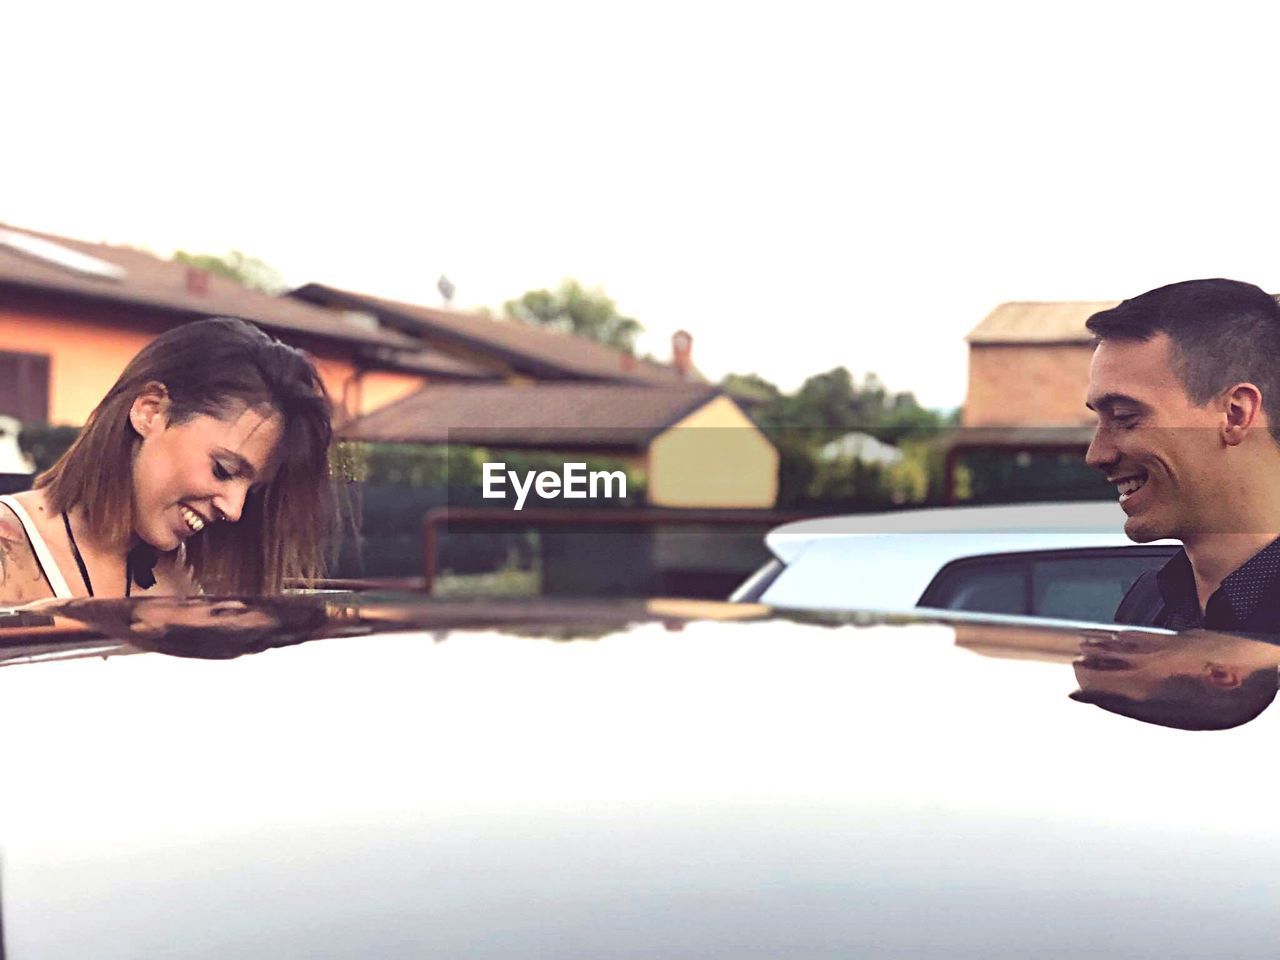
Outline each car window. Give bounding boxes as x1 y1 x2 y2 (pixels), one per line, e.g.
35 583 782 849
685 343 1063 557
919 547 1178 621
1030 554 1171 621
925 560 1027 615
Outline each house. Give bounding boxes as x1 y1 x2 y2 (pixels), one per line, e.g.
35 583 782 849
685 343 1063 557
948 300 1118 503
963 300 1116 428
339 381 779 509
0 223 779 513
288 283 698 385
290 282 778 509
0 223 485 426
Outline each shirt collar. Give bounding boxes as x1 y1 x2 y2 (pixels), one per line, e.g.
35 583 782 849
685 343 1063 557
1156 537 1280 628
1155 549 1199 627
1219 536 1280 624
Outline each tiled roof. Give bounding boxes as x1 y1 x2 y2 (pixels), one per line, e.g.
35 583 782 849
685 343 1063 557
339 382 723 449
290 283 694 385
966 301 1120 344
0 223 422 352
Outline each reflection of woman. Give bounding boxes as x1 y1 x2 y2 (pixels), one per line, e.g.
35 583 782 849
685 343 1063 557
50 596 335 659
52 593 337 660
0 318 334 602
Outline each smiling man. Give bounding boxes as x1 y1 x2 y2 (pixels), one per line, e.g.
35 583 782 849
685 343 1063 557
1070 629 1280 730
1084 279 1280 632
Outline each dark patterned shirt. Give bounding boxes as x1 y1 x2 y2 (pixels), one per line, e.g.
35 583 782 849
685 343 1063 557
1155 537 1280 631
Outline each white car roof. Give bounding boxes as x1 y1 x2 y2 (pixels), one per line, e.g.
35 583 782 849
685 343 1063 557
766 501 1137 562
758 501 1176 613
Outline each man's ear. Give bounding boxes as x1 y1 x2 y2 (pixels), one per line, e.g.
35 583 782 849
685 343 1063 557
129 382 171 438
1201 662 1244 690
1222 382 1264 446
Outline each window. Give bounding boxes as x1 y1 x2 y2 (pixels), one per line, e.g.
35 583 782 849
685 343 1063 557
918 547 1178 622
923 558 1028 615
0 351 51 424
1031 554 1171 621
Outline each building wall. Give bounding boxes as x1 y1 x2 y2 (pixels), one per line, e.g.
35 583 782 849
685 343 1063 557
358 369 430 415
287 360 422 423
963 343 1096 427
646 395 779 508
0 304 422 426
0 307 155 424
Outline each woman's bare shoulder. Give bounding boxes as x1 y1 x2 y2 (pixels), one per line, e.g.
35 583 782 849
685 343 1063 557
0 500 52 604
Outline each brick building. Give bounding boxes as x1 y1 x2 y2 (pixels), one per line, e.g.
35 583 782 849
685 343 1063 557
948 300 1118 503
963 300 1116 428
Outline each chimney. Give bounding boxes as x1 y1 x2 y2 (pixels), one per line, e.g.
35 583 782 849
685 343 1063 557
671 330 693 378
620 352 636 373
185 267 210 295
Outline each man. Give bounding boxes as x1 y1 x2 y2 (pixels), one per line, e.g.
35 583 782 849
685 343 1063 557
1070 628 1280 730
1085 278 1280 632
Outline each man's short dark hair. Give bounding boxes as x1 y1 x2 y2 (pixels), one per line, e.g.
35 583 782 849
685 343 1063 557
1069 667 1279 730
1086 278 1280 442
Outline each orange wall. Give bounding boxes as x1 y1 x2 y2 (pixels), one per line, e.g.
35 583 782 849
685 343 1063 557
310 356 361 422
359 369 428 413
0 308 155 424
1 307 425 426
309 359 424 422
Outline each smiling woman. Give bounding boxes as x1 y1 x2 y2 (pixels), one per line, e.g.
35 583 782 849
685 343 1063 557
0 317 335 601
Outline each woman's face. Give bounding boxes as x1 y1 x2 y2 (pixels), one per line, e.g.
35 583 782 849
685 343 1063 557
130 395 283 551
129 598 281 635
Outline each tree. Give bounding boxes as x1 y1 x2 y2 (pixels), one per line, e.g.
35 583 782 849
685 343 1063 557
720 367 954 507
172 250 286 294
727 368 921 440
720 372 783 406
504 280 642 352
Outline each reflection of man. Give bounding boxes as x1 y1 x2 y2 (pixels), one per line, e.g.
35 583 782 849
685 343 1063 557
1084 280 1280 632
1071 630 1280 730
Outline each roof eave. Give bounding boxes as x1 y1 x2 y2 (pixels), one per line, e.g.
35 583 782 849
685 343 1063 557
290 283 677 384
0 276 419 352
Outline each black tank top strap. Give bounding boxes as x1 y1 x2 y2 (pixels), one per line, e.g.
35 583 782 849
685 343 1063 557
62 511 96 598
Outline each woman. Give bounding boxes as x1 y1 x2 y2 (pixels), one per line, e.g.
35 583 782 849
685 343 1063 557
49 594 336 660
0 317 335 603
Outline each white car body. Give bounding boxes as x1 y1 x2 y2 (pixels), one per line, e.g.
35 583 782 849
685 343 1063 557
736 500 1179 615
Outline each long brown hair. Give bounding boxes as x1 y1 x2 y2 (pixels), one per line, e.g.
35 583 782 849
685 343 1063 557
38 317 335 593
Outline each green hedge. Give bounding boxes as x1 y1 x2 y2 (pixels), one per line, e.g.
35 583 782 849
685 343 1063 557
15 432 648 499
334 441 646 500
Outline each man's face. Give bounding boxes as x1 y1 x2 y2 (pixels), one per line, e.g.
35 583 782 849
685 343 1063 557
1085 334 1227 542
1072 631 1184 702
1073 630 1280 702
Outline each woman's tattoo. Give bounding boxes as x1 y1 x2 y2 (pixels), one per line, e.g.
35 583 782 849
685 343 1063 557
0 519 28 590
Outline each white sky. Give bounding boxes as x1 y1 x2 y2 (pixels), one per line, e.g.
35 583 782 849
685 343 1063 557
6 1 1280 409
